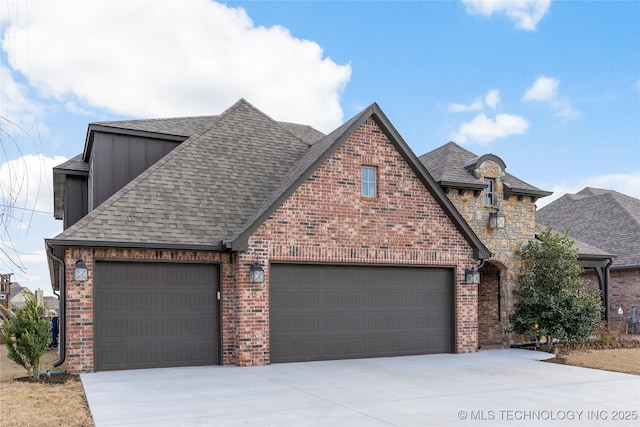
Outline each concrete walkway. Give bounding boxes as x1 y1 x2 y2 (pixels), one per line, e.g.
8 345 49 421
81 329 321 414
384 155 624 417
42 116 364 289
81 349 639 426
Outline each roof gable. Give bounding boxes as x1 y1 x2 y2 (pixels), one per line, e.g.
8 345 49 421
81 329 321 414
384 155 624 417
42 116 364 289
537 187 640 268
231 104 490 259
419 141 551 199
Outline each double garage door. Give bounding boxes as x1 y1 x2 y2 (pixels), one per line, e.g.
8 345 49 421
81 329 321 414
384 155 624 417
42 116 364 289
94 261 219 371
270 264 455 363
93 262 453 371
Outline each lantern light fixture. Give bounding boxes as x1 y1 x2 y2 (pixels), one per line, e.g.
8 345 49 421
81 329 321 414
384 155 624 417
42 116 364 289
73 258 89 282
249 261 265 283
489 209 505 229
464 267 480 284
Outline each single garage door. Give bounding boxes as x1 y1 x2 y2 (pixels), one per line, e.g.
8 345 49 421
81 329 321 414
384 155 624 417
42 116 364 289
94 261 219 371
270 264 454 363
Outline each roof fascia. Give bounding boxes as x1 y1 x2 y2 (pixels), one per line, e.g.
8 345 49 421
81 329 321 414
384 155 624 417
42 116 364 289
231 103 492 260
504 185 553 200
438 181 487 191
83 124 188 161
45 238 225 252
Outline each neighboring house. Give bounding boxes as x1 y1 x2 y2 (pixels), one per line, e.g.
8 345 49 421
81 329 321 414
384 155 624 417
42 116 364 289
47 100 493 373
537 188 640 331
0 273 12 320
9 283 28 310
419 142 552 347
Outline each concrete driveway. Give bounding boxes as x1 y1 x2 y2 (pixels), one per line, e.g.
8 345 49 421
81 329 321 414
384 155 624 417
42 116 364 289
81 349 639 426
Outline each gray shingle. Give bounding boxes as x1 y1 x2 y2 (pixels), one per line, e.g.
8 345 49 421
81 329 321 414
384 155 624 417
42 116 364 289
53 99 313 246
537 188 640 268
419 141 551 198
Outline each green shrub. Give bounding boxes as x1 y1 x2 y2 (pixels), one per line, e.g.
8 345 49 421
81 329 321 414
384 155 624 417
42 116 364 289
1 290 52 381
509 226 604 350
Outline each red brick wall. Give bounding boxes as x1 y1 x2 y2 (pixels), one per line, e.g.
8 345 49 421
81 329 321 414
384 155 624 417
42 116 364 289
244 118 479 365
62 248 234 373
584 267 640 332
478 263 501 346
62 117 481 372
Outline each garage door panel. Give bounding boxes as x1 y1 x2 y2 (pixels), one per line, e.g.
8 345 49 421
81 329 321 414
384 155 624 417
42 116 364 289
270 264 454 363
94 262 219 371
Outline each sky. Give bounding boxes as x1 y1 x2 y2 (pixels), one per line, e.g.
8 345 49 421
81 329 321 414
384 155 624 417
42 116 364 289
1 0 639 296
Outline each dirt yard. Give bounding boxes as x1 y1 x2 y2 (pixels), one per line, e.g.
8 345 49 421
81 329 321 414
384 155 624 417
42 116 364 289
1 346 638 426
0 346 94 427
550 348 640 375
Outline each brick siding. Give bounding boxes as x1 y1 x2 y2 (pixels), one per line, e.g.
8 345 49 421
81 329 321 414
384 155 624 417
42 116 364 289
62 117 480 372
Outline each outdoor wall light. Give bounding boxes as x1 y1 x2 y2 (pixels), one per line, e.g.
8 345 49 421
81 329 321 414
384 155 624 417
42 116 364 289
249 261 265 283
489 209 505 229
464 267 480 284
73 258 89 282
618 306 624 315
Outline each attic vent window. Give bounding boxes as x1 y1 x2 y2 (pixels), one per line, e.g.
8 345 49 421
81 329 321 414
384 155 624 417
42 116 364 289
484 179 495 206
361 166 377 197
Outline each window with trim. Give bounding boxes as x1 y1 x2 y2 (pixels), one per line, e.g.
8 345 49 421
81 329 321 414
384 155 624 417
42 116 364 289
361 166 377 197
484 179 495 206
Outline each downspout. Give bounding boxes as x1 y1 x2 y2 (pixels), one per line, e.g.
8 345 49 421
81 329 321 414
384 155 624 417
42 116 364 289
603 257 613 324
46 243 66 367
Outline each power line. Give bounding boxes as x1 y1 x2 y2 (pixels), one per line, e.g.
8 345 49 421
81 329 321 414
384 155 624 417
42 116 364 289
0 204 53 215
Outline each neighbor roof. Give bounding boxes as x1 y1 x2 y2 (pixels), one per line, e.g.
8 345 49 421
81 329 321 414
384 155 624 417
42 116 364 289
537 187 640 268
419 141 552 200
47 100 490 261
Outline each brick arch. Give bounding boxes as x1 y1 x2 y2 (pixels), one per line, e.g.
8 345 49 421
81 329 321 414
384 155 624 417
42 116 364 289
483 256 509 270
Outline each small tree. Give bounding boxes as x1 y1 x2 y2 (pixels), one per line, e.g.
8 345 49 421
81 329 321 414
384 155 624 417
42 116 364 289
1 290 52 381
510 226 603 350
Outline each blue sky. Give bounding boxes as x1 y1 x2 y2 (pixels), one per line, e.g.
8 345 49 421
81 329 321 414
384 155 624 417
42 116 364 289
1 0 639 295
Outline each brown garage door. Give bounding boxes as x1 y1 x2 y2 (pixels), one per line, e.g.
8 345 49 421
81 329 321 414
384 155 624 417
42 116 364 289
270 264 454 363
94 261 219 371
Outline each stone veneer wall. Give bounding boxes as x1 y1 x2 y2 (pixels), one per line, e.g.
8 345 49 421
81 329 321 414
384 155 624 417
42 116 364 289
445 160 539 343
242 118 479 365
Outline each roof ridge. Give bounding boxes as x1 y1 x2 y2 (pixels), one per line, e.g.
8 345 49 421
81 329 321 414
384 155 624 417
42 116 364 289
231 99 315 149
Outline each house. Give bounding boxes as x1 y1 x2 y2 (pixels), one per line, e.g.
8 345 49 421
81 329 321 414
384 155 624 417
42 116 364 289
46 100 493 373
8 283 28 310
537 188 640 331
0 273 12 320
419 142 552 347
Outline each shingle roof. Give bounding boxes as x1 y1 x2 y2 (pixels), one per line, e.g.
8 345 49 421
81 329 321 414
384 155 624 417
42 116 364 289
537 187 640 268
48 100 491 260
419 141 552 199
50 99 315 248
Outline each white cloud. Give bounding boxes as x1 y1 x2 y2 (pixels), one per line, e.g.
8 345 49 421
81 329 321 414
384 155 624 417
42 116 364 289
523 76 558 101
451 113 529 143
535 171 640 208
448 100 484 113
0 154 67 215
448 89 500 112
0 66 49 142
485 89 501 108
1 0 351 132
462 0 552 31
523 76 580 119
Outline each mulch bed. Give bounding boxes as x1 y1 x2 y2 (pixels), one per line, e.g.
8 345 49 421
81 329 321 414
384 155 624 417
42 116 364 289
14 373 81 385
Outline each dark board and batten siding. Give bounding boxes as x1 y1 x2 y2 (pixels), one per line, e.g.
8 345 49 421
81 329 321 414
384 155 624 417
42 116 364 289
270 264 455 363
94 261 220 371
90 132 180 209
